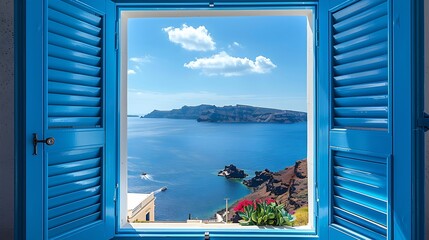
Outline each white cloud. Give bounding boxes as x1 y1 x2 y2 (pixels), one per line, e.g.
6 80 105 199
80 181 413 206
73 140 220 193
128 69 136 75
163 24 216 51
228 41 242 50
130 55 153 64
184 51 277 77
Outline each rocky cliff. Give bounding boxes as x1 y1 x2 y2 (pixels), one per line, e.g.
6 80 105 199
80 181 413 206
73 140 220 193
144 104 307 123
219 159 308 222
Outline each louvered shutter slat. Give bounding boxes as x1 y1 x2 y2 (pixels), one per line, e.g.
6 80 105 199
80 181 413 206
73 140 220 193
49 82 100 97
333 217 386 240
334 107 388 118
333 2 388 32
334 29 387 55
49 45 101 66
334 55 388 76
49 157 101 176
49 94 101 107
334 67 388 86
334 82 387 98
48 9 101 36
334 196 387 225
48 212 101 239
49 57 101 77
49 21 101 46
48 1 101 26
48 148 100 165
49 32 101 56
48 203 101 229
332 0 385 22
48 186 101 209
48 195 101 219
333 207 387 235
334 95 388 107
48 117 101 128
48 106 101 117
49 177 100 198
48 167 101 187
48 69 101 87
334 42 388 65
334 186 386 212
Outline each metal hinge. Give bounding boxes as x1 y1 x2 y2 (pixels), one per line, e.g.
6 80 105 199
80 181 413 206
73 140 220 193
113 183 119 202
418 113 429 132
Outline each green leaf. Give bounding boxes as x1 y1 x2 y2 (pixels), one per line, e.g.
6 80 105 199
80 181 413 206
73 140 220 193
251 212 258 223
239 220 253 226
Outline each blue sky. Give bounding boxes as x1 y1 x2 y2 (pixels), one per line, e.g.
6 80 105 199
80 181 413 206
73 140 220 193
127 15 308 115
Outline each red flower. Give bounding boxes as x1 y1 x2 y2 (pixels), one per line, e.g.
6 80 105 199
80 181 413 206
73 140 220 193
234 199 254 213
265 198 276 204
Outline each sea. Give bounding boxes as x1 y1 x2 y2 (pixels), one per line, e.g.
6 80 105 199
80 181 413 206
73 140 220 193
127 117 307 221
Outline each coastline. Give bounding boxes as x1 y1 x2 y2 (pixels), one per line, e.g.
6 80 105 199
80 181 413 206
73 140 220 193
216 159 308 224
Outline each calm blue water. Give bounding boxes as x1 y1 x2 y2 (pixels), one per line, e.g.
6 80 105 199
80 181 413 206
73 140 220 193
127 118 307 221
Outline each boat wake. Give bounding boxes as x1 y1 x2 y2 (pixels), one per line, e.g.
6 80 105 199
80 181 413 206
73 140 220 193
140 173 154 181
140 174 169 184
152 187 167 194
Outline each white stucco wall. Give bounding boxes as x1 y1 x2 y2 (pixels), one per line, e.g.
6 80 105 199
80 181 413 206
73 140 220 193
0 0 15 239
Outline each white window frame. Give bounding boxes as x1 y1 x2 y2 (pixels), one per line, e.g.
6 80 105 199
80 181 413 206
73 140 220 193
118 8 316 232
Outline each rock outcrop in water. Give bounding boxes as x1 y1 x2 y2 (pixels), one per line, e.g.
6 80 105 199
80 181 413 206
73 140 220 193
218 164 248 179
144 104 307 124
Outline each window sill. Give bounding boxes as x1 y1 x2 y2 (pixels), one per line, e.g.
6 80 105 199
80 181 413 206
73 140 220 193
126 222 312 230
115 223 318 239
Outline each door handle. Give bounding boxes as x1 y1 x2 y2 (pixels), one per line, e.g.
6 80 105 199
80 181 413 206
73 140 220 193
33 133 55 155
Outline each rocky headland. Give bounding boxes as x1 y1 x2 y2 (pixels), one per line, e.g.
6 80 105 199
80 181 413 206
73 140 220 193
218 159 308 223
144 104 307 124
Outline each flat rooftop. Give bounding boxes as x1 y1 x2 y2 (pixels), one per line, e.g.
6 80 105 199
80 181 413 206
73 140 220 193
127 193 152 211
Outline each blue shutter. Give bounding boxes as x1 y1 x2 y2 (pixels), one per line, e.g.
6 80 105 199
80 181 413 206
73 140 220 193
320 0 392 239
27 0 116 239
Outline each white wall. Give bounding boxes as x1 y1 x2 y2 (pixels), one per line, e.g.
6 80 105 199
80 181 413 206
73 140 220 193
0 0 15 239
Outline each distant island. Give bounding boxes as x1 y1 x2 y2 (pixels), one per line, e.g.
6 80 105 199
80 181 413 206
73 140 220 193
143 104 307 124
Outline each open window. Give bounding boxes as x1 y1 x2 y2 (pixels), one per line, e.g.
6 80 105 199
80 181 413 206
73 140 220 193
118 7 316 233
18 0 423 239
